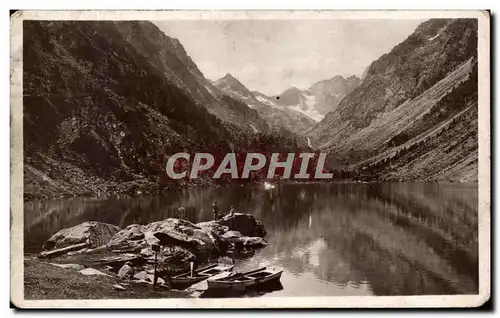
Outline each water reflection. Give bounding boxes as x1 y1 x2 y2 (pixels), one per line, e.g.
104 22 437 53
24 182 478 296
199 281 284 298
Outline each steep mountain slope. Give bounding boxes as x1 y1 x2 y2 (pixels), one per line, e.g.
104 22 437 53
274 75 361 121
307 18 478 182
213 73 253 101
213 74 316 135
112 22 269 134
23 21 297 200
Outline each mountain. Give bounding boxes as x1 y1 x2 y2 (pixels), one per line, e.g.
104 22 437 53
213 73 254 101
274 75 361 121
213 74 316 135
23 21 300 200
273 87 322 122
309 75 361 115
307 18 478 182
112 22 269 135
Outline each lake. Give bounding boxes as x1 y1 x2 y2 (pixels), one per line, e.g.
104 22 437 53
24 182 478 296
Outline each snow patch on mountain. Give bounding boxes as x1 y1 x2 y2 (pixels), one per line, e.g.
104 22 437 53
289 105 323 122
304 93 316 104
248 124 259 133
205 84 217 97
256 95 280 109
429 33 440 41
307 137 313 148
275 75 361 120
303 93 317 110
213 74 317 134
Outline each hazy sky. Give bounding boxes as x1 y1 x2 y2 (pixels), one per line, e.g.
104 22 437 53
155 19 425 95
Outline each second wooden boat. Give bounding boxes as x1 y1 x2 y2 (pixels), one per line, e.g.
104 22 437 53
207 266 283 291
170 263 234 289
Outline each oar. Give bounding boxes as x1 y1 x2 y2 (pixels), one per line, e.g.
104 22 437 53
195 263 218 273
223 267 267 281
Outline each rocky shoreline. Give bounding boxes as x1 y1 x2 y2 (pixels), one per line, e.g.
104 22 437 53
31 213 267 292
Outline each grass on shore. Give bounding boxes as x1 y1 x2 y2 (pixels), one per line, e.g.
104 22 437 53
24 259 190 300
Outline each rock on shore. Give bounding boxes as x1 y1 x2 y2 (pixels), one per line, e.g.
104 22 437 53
106 218 223 259
39 221 121 258
37 213 268 276
220 213 266 237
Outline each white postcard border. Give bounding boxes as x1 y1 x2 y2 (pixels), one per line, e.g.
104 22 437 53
10 9 491 308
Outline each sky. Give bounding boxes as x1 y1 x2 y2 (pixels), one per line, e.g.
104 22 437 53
155 19 425 96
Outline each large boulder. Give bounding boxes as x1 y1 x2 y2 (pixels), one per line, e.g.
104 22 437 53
107 224 151 252
220 230 268 249
220 213 266 237
41 221 120 251
196 221 231 251
107 218 219 257
196 221 229 235
38 214 268 266
109 224 144 243
148 218 219 255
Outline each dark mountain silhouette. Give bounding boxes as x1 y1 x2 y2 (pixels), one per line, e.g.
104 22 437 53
23 21 300 200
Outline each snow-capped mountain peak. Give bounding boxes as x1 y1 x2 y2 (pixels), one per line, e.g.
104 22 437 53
273 75 360 121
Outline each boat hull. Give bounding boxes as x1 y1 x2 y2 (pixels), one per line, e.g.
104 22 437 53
170 264 234 289
171 275 209 289
207 270 283 291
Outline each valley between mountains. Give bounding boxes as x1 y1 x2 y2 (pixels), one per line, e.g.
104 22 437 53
23 18 478 200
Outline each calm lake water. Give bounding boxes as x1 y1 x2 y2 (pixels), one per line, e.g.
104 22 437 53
24 182 478 296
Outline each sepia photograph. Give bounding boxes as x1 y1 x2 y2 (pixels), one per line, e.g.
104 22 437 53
10 10 490 308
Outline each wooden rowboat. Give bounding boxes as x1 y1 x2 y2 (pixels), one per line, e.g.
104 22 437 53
207 266 283 291
170 263 234 289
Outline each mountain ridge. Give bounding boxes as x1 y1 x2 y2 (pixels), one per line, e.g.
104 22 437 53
23 20 302 200
213 74 317 136
113 22 270 134
22 18 479 201
273 75 361 121
308 18 478 182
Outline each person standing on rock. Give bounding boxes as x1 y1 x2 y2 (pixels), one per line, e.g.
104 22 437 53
177 206 186 219
212 201 221 220
229 206 235 217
